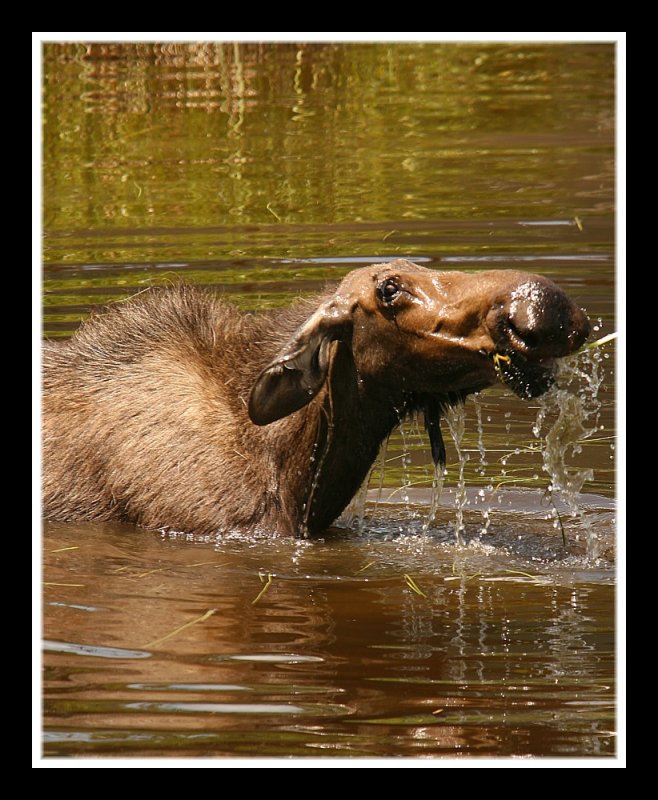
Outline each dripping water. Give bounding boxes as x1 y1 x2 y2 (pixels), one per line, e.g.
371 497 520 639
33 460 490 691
472 394 488 475
472 394 494 538
395 415 414 532
409 410 440 532
372 437 389 518
341 336 610 551
444 403 470 545
345 435 390 530
343 462 374 531
421 461 445 535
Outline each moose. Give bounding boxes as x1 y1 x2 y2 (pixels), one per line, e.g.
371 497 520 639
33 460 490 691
42 259 589 537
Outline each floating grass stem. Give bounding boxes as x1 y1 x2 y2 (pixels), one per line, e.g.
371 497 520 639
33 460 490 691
492 352 512 384
403 574 427 597
251 572 274 605
44 582 85 587
582 331 617 351
503 569 542 580
266 202 282 222
135 567 167 578
143 608 217 649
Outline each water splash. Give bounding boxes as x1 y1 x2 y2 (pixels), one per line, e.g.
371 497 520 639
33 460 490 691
533 344 606 558
444 403 470 545
344 335 610 553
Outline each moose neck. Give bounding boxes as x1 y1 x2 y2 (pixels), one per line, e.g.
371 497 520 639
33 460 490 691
289 342 403 537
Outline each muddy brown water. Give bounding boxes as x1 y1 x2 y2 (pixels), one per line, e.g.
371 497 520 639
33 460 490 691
41 42 617 759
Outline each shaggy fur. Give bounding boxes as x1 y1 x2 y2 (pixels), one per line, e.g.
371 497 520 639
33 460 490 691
43 287 399 535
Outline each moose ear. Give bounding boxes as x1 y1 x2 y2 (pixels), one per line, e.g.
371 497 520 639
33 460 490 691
248 301 353 426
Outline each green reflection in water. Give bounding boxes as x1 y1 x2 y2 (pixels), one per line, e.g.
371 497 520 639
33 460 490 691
43 42 614 258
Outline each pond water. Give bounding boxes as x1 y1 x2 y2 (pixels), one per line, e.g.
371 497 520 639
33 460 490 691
41 41 617 760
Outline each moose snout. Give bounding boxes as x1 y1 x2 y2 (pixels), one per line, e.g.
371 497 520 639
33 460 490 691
490 278 590 359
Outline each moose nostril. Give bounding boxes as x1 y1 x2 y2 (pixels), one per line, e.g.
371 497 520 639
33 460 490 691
507 317 541 350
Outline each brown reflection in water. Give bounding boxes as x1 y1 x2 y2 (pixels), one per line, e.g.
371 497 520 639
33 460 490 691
43 522 614 756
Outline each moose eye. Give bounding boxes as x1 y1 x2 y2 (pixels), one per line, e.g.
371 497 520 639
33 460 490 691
377 278 401 304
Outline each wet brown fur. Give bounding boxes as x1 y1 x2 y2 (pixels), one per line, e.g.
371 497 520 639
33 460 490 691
43 288 344 535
